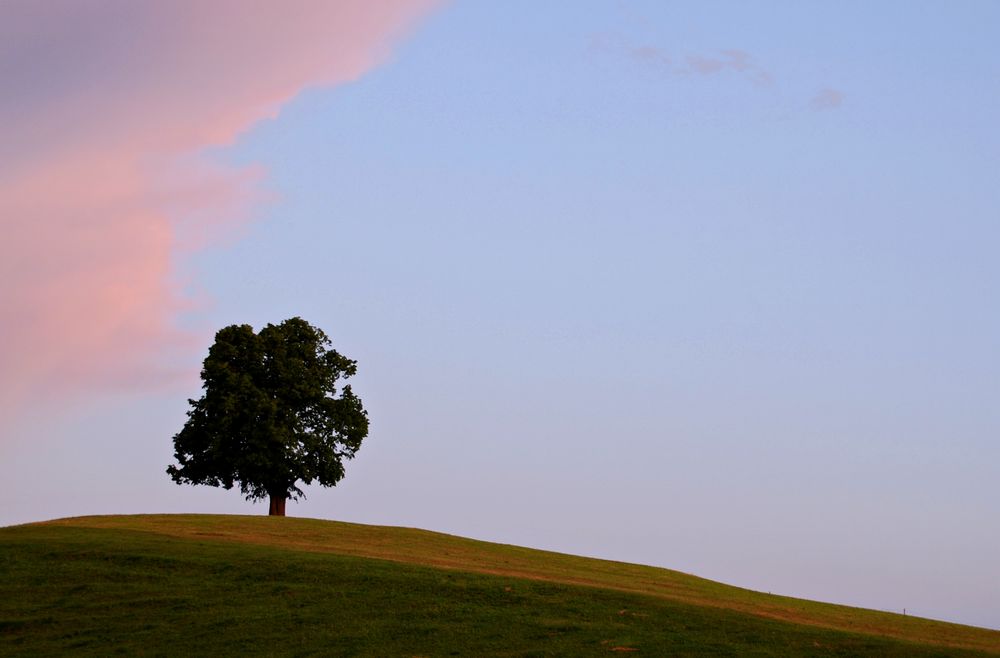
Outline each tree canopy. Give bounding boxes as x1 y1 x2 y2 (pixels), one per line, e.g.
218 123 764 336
167 317 368 516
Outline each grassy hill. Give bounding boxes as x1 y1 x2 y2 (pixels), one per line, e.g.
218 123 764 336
1 515 997 656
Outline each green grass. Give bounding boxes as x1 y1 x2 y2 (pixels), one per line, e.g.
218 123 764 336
1 515 997 656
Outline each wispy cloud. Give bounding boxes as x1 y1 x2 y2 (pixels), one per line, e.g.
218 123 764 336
591 34 773 87
683 49 772 85
0 1 441 419
810 88 845 111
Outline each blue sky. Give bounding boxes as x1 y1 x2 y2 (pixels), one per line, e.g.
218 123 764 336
2 1 998 629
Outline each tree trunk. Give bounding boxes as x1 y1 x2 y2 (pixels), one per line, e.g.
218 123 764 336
268 494 287 516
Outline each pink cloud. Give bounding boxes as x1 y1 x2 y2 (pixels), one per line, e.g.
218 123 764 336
0 1 441 419
590 34 772 87
811 88 845 110
630 45 671 67
678 49 771 85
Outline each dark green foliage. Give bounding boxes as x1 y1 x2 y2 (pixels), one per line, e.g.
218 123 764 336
167 317 368 508
1 524 993 657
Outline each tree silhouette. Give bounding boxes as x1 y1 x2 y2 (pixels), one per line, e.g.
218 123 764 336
167 317 368 516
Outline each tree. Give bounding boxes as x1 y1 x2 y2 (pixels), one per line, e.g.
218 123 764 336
167 317 368 516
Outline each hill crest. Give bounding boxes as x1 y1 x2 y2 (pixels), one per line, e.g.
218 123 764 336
19 513 997 654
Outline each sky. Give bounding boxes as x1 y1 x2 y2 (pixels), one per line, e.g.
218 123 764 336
1 0 998 630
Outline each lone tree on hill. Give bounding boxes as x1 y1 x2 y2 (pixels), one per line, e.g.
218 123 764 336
167 317 368 516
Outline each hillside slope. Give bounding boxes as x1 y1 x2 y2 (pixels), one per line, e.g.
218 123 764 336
1 514 997 656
